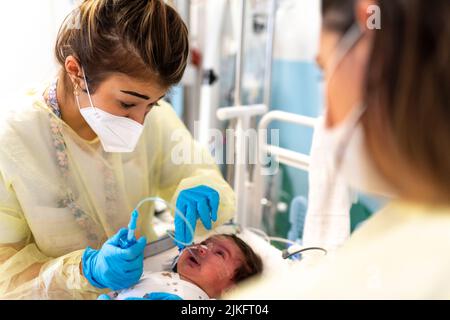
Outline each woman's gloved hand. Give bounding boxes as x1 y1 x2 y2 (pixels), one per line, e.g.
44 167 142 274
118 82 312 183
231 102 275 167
174 185 219 249
125 293 183 300
82 228 147 291
97 293 183 300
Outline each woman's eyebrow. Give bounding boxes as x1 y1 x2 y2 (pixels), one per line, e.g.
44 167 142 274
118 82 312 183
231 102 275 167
121 90 150 100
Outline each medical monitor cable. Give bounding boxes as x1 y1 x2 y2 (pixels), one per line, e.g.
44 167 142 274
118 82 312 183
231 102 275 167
282 247 327 260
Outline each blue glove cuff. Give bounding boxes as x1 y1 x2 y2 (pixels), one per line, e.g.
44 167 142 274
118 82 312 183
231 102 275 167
82 247 107 289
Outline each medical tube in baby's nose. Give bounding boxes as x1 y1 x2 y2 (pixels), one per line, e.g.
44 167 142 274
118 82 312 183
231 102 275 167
183 244 208 261
183 245 196 258
197 244 208 255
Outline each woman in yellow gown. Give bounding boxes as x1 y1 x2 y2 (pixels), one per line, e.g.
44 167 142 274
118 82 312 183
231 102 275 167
0 0 235 299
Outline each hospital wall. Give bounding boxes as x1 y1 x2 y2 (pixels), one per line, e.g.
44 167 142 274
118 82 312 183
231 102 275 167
0 0 75 102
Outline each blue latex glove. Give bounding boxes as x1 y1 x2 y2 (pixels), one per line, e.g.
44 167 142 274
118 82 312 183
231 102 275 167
174 185 220 249
97 293 182 300
125 293 183 300
82 228 147 291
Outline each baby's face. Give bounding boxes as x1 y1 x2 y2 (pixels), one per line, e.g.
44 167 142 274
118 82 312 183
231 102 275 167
177 236 244 298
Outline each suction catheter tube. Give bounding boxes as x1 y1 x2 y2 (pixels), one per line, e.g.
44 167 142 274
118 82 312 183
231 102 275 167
133 197 196 249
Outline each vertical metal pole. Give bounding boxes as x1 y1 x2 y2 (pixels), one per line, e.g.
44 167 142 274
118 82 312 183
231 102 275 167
249 0 277 181
250 0 277 229
263 0 277 109
234 0 246 107
177 0 195 132
233 0 247 226
172 0 196 133
198 0 228 145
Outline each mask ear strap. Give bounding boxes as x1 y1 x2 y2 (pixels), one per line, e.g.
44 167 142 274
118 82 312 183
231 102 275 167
81 68 96 108
335 103 368 170
326 24 364 82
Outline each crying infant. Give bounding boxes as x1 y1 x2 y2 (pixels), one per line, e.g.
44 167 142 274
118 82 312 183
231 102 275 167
100 234 263 300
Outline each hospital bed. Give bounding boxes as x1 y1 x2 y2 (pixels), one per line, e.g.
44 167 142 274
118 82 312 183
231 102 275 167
143 105 322 276
217 104 317 229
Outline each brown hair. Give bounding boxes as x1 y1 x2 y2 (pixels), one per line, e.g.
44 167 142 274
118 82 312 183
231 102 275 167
221 234 263 283
364 0 450 200
55 0 189 92
322 0 356 34
322 0 450 201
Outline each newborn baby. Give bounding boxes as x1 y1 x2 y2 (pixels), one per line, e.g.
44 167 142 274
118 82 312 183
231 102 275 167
101 234 263 300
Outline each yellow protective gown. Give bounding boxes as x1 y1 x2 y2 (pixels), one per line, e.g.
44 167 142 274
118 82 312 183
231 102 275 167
0 89 235 299
226 201 450 299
